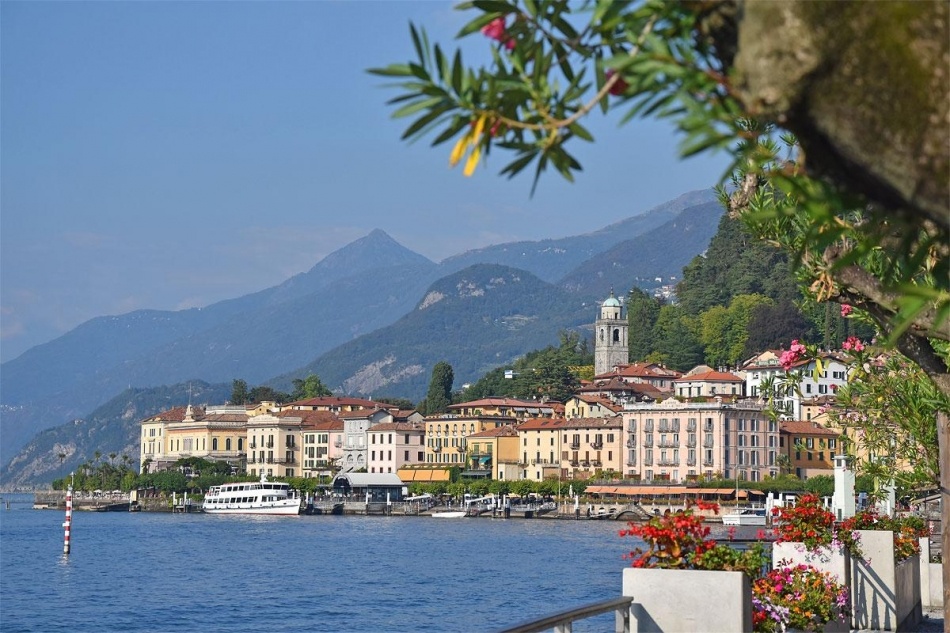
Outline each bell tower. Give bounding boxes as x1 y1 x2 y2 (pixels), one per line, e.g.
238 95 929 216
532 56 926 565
594 290 628 375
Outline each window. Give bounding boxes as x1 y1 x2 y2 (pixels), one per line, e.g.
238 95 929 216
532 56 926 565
212 438 218 451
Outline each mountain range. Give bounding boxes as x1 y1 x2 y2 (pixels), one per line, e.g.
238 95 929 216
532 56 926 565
0 188 722 479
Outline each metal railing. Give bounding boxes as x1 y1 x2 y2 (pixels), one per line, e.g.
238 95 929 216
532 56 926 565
496 596 633 633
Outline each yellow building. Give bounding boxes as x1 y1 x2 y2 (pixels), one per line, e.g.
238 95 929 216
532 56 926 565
447 398 555 419
466 425 521 480
563 395 621 419
779 420 840 478
424 415 513 466
246 413 302 478
558 416 624 480
515 417 564 481
140 404 248 473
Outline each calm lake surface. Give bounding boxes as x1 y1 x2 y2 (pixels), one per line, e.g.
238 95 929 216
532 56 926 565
1 494 648 632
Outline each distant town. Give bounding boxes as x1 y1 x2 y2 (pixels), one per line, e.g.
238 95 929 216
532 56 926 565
138 292 875 490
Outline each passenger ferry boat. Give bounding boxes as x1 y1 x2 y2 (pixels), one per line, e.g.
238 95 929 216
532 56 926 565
202 473 301 515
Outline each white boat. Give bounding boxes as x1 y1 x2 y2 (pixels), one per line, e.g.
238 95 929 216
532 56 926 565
431 511 466 518
202 473 301 515
721 508 767 526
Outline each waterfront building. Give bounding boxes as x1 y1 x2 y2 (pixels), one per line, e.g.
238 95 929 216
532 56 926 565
338 409 393 473
466 424 521 480
557 416 624 480
424 415 513 465
563 394 621 419
139 404 248 474
282 396 394 413
741 350 850 420
576 375 662 405
779 420 839 478
673 369 746 399
298 410 344 479
447 397 555 419
514 417 563 481
367 421 426 474
622 398 775 483
594 290 628 376
246 412 301 478
593 362 681 394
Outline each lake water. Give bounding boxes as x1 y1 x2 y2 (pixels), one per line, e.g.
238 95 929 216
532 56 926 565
1 494 645 632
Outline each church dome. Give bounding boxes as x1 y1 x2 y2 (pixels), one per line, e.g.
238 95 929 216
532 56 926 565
602 292 622 308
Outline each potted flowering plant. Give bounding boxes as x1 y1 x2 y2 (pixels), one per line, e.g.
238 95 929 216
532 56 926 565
771 493 861 558
841 509 928 562
620 502 768 632
840 509 926 630
752 564 851 632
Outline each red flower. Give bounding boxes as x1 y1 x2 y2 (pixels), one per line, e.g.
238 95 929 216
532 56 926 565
605 69 629 96
840 304 853 317
481 17 516 51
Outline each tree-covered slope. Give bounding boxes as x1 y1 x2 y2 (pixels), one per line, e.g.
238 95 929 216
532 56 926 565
0 380 231 490
275 264 595 401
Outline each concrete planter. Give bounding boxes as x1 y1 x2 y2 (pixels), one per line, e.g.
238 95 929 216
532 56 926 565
622 567 751 632
771 541 851 585
919 537 945 609
850 529 922 631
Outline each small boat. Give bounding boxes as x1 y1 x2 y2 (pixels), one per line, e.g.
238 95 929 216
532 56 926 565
721 508 767 526
431 511 466 518
202 473 300 515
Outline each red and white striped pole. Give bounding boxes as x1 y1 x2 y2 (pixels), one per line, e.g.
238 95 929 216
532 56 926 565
63 483 73 555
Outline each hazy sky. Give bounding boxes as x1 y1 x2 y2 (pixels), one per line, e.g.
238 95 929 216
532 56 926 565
1 1 731 363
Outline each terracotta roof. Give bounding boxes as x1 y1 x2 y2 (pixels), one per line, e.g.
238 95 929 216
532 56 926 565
595 362 681 380
779 421 840 436
557 416 622 430
469 424 521 438
288 410 344 428
337 409 389 420
448 397 554 409
518 417 565 431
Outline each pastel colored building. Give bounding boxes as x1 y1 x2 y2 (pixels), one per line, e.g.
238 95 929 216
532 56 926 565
466 425 521 480
140 404 248 474
779 420 840 478
246 412 302 478
367 421 426 474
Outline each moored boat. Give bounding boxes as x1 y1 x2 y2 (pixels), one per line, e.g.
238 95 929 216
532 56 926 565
431 511 466 518
721 508 767 526
202 473 301 515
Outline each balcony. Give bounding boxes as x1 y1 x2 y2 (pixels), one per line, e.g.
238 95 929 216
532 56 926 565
642 439 653 448
569 461 579 467
626 459 637 467
570 442 580 450
625 439 636 448
703 439 714 448
702 459 714 467
687 422 697 432
591 441 603 450
333 440 343 448
687 440 697 448
265 442 274 448
591 460 602 468
687 459 697 467
432 445 442 453
658 440 678 448
249 443 257 449
658 459 678 466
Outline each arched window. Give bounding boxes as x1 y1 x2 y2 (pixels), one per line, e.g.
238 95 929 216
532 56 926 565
612 328 620 343
212 438 218 451
237 438 244 451
226 438 232 451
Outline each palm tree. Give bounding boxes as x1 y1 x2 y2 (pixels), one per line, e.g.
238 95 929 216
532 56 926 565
108 452 117 466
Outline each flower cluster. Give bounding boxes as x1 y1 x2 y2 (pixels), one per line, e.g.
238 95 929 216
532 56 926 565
481 17 516 51
620 502 768 577
771 494 861 558
779 339 808 370
841 335 865 352
620 502 717 568
840 303 853 317
752 564 851 633
842 510 929 562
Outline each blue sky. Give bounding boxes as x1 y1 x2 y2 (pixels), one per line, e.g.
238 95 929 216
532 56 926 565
1 1 731 363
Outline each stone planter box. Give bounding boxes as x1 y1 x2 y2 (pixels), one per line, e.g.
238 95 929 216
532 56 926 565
622 567 751 632
850 529 922 631
771 541 851 585
919 537 945 609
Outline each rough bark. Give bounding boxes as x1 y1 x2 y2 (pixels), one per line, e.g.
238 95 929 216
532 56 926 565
731 0 949 231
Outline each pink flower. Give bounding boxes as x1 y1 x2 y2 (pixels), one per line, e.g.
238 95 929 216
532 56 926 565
840 304 853 317
481 17 506 40
842 336 864 352
481 17 516 50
